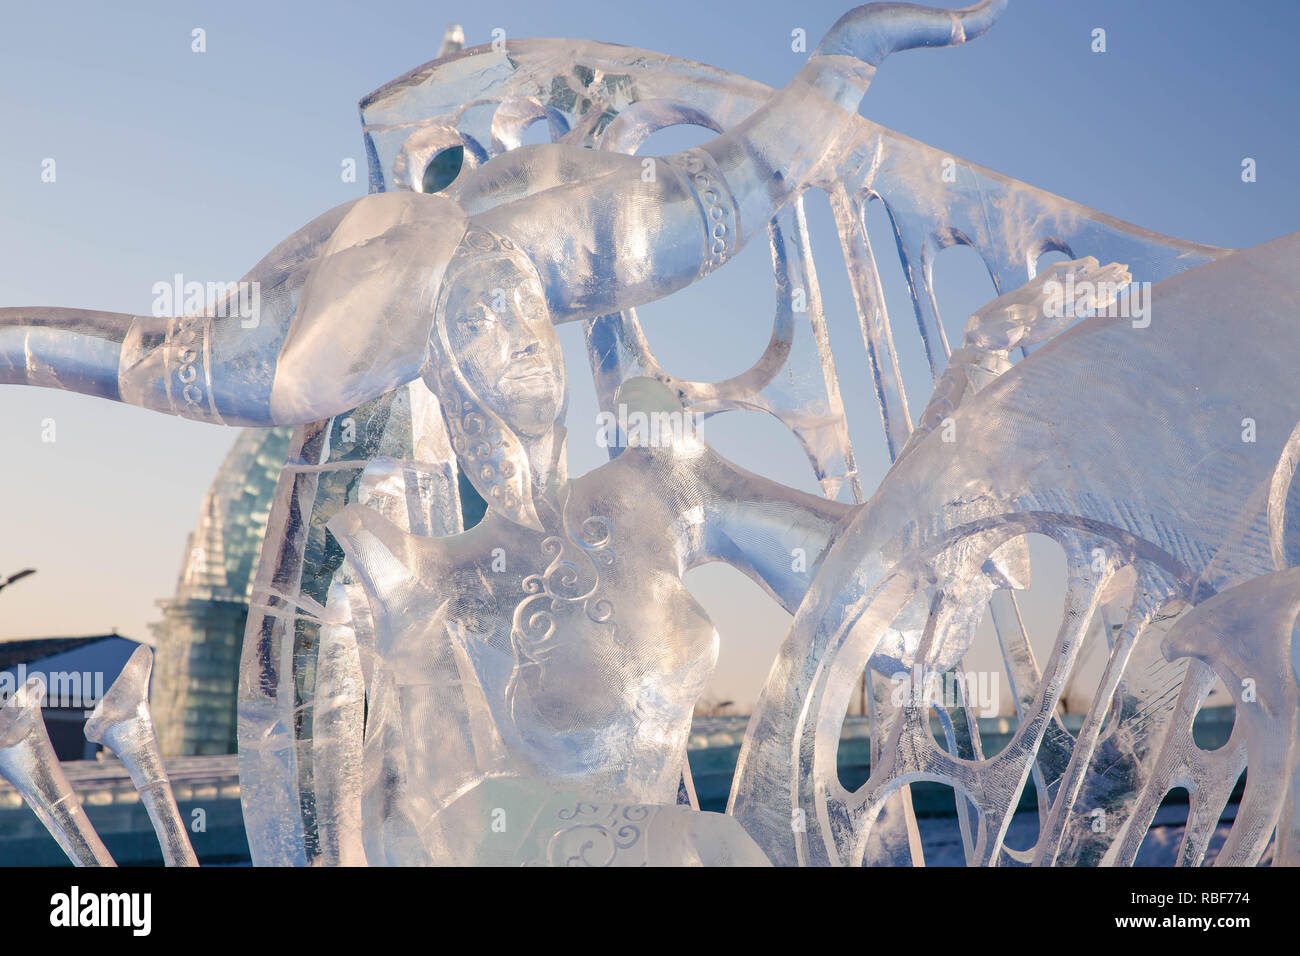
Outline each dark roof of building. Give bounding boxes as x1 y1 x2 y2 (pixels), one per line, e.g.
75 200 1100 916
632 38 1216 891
0 634 138 671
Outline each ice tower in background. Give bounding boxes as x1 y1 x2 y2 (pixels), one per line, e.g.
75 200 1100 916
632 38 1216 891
150 428 290 755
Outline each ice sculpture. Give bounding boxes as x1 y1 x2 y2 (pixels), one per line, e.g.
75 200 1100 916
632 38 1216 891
0 2 1009 430
0 0 1296 866
151 425 292 757
0 679 114 866
321 373 838 864
85 647 199 867
732 233 1300 865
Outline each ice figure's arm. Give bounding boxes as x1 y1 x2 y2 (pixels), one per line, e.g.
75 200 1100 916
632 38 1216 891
1 193 468 426
0 307 136 404
614 375 854 611
1 200 349 422
475 1 1006 324
690 453 857 614
898 257 1131 460
0 306 290 426
326 504 508 806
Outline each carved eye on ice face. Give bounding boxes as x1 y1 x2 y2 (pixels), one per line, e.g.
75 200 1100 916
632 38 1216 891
455 304 499 339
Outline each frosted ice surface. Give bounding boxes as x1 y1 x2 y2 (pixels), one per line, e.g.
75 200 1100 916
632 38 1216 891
0 0 1296 866
732 233 1300 865
85 647 198 867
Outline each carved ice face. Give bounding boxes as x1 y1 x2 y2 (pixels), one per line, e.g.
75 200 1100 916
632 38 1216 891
441 256 566 438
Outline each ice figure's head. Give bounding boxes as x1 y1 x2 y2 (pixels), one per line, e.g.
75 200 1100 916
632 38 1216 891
439 255 565 435
425 228 567 530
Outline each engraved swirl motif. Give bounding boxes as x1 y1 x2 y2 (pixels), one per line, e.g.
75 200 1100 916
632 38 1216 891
514 486 618 654
505 496 618 730
539 805 651 867
556 801 601 821
508 521 616 666
438 375 524 514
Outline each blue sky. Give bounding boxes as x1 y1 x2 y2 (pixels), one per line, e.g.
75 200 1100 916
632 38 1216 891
0 0 1295 711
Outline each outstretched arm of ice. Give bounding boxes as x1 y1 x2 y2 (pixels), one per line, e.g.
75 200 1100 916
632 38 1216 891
0 193 467 426
0 3 1006 423
477 1 1007 323
899 257 1132 459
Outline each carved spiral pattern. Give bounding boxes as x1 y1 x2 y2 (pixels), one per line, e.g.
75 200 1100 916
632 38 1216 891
541 804 650 867
506 508 619 737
